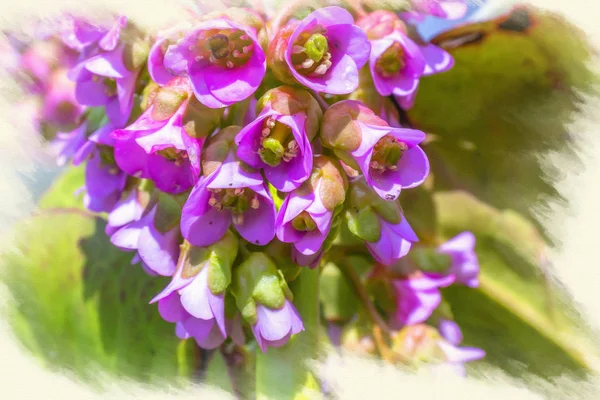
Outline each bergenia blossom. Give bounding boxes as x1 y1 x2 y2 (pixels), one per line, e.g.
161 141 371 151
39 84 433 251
110 204 180 276
276 156 346 262
437 319 486 376
438 231 480 288
163 18 266 108
410 0 468 21
236 106 312 192
280 6 370 94
367 215 419 266
181 129 276 247
393 272 455 326
113 79 205 194
69 45 139 127
82 148 127 213
252 299 304 352
61 15 127 52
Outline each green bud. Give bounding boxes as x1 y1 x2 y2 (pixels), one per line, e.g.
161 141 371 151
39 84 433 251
153 191 182 233
232 253 292 325
123 38 150 71
308 156 348 211
304 33 328 62
182 97 224 139
346 207 381 243
151 86 188 121
320 100 388 152
409 247 452 274
348 178 402 225
202 126 240 177
140 82 160 112
179 232 238 295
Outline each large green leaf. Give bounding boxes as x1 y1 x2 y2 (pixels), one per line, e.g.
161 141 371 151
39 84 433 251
1 210 196 385
408 6 598 234
37 165 85 210
433 191 600 380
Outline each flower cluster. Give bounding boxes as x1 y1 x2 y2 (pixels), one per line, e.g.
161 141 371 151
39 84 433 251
4 1 484 374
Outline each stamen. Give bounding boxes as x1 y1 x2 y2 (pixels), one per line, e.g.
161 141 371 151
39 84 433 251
292 45 305 54
226 61 234 68
301 59 315 69
250 197 260 209
313 64 328 75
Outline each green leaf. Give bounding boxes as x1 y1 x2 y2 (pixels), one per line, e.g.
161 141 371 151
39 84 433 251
408 7 598 232
38 166 85 210
320 262 360 323
434 191 600 380
0 210 196 385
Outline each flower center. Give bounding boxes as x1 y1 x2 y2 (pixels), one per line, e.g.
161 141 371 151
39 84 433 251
208 188 260 224
291 29 333 77
92 74 118 96
370 134 408 172
157 147 189 167
291 211 317 232
258 117 299 167
191 29 254 69
375 42 406 78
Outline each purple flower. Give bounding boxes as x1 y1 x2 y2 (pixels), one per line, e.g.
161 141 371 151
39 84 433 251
367 216 419 266
52 122 91 166
351 121 429 201
393 272 455 326
281 6 370 94
113 80 204 194
69 45 138 127
105 188 145 236
438 231 480 288
410 0 468 20
61 15 127 52
41 69 83 130
236 107 312 192
181 148 276 247
82 148 127 213
252 299 304 352
110 204 180 276
437 319 485 376
370 31 453 110
276 156 347 260
157 292 227 349
163 18 266 108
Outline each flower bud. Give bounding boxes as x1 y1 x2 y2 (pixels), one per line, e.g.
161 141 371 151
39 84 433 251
321 100 429 201
151 232 238 348
201 126 241 177
232 252 303 351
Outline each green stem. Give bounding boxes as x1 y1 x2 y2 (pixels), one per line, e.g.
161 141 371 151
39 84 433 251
256 267 321 400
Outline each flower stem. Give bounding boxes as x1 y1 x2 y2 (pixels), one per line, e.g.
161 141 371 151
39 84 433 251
255 267 321 400
309 89 329 111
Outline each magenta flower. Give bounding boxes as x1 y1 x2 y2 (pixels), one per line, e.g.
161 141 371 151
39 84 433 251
437 319 485 376
52 122 91 166
82 149 127 213
61 15 127 52
352 122 428 201
281 6 370 94
276 156 347 261
438 231 480 288
410 0 468 20
113 81 204 194
69 45 138 127
105 188 145 236
153 265 227 339
181 154 276 248
252 299 304 352
236 107 312 192
393 272 455 326
163 18 266 108
276 188 332 260
157 292 227 349
41 69 83 130
110 204 179 276
367 216 419 266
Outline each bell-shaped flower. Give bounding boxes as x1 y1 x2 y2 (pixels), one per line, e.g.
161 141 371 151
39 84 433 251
438 231 480 288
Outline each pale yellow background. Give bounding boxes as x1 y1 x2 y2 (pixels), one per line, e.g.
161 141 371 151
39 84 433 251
0 0 599 398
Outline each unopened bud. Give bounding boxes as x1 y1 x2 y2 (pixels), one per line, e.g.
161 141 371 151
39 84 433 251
182 96 224 139
123 38 151 71
267 22 301 85
320 100 388 152
150 85 188 121
309 156 348 211
232 252 292 325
